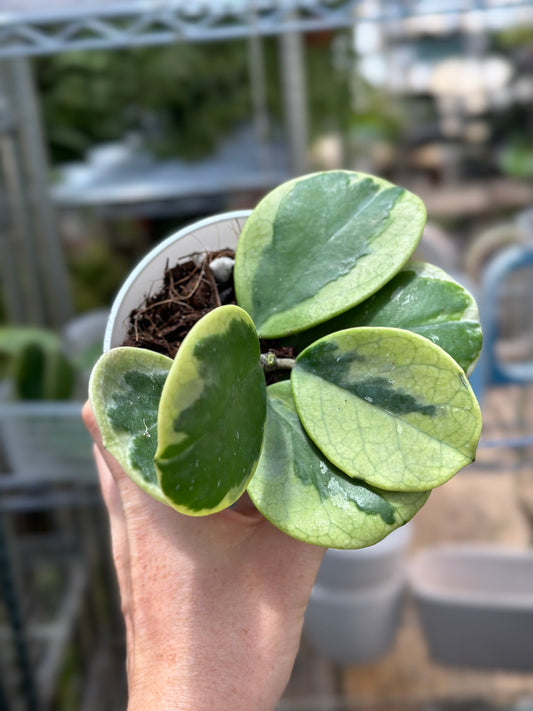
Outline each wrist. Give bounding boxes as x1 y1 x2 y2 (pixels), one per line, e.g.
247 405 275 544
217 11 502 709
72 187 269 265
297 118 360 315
127 647 291 711
125 600 303 711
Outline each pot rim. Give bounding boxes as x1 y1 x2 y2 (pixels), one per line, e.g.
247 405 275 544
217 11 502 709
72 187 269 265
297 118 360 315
104 209 252 352
408 544 533 609
310 572 405 604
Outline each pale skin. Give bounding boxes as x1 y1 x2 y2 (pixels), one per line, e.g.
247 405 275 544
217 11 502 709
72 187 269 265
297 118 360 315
82 402 325 711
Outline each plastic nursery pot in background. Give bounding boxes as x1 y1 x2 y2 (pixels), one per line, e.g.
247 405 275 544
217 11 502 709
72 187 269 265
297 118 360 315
104 211 251 351
0 312 108 482
303 524 413 666
408 545 533 671
0 399 95 482
62 308 110 391
314 520 413 592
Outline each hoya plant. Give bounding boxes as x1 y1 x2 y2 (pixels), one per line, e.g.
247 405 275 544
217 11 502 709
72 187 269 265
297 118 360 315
89 171 482 549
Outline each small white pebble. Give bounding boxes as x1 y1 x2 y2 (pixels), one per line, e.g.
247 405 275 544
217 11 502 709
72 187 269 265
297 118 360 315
209 256 235 283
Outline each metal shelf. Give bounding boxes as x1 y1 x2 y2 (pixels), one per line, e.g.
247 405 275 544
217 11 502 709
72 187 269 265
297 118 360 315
51 125 291 214
1 1 532 59
1 0 533 328
0 1 360 57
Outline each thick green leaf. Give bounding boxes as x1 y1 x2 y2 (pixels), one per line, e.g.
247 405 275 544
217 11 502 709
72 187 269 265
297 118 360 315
155 305 266 515
287 262 482 375
247 382 430 549
292 327 482 492
89 347 173 504
234 170 426 338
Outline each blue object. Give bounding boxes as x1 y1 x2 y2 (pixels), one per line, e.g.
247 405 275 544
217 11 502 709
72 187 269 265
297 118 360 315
481 245 533 386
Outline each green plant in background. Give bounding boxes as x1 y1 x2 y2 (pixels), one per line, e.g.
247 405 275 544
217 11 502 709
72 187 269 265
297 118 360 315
0 328 75 401
89 171 482 549
12 343 75 401
499 134 533 179
35 34 357 165
35 42 255 163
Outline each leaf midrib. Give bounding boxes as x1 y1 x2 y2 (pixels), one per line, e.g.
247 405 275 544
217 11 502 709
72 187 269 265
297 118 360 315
298 369 476 458
275 185 385 284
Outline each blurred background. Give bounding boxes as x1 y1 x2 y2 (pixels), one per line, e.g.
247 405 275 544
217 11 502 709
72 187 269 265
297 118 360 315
2 1 533 709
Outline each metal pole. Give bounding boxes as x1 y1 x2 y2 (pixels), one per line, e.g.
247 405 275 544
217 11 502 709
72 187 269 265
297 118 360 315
279 29 309 176
0 57 72 327
0 65 46 324
0 513 40 711
247 18 272 174
0 129 48 324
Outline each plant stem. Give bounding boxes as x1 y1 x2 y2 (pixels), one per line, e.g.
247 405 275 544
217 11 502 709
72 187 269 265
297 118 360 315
260 352 295 373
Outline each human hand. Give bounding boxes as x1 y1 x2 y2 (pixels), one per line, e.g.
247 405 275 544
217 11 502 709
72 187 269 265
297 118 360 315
83 402 325 711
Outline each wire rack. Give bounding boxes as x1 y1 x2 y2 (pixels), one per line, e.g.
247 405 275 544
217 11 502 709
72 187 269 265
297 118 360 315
0 0 532 58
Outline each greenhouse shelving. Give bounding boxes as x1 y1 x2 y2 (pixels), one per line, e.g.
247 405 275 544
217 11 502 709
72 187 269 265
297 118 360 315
1 7 533 708
1 1 532 58
1 0 533 326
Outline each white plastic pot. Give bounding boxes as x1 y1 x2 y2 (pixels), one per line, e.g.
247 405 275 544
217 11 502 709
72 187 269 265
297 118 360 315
303 524 413 665
409 545 533 671
0 310 110 481
304 573 406 666
0 397 94 482
104 211 251 352
314 523 413 593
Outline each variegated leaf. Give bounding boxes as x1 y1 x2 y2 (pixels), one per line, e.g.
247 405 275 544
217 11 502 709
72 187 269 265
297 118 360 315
247 381 430 548
89 346 172 504
155 305 266 515
291 327 482 492
287 262 482 376
234 170 426 338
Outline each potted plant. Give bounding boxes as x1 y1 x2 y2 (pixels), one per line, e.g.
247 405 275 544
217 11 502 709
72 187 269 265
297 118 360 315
89 170 482 550
0 328 76 401
0 326 96 481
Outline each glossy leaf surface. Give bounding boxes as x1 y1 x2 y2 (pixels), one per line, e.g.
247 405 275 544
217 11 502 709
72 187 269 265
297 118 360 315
89 346 172 504
247 382 430 548
287 262 482 375
292 328 482 492
155 305 266 515
234 171 426 338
